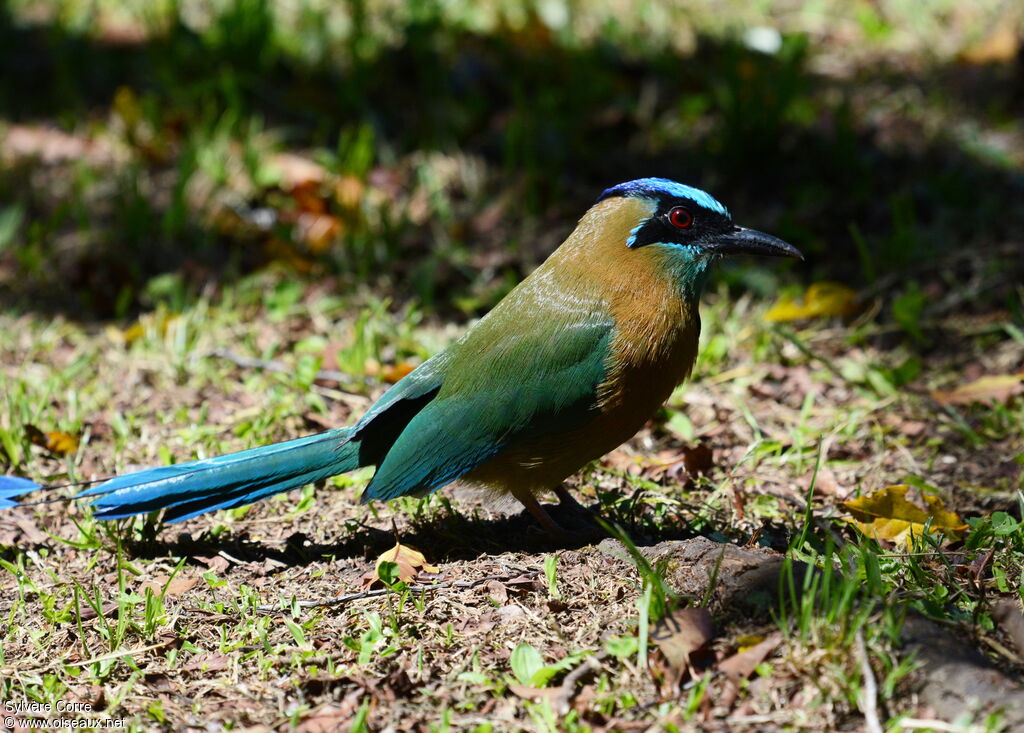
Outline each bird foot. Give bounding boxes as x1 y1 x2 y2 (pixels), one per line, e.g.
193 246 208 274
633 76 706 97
553 485 597 519
515 488 605 544
546 520 606 545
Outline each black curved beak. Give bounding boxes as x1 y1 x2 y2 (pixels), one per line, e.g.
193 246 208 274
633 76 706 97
709 226 803 259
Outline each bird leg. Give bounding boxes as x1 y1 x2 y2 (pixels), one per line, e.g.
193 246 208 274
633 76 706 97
513 486 605 544
554 485 606 540
514 490 568 536
553 485 590 515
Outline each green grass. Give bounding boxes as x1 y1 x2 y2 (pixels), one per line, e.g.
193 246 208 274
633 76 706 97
1 270 1022 728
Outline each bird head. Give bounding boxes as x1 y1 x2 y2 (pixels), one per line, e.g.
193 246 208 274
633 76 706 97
598 177 802 261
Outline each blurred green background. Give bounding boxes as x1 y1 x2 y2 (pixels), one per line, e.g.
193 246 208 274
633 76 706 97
0 0 1021 320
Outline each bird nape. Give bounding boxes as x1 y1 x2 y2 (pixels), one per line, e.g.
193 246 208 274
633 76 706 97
0 177 802 538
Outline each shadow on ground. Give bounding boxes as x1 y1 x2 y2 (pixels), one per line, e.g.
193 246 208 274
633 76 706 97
116 497 701 567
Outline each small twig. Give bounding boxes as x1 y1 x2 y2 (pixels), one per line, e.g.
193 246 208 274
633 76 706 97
770 325 849 384
202 348 310 376
201 349 371 408
217 549 253 567
255 570 540 613
554 651 607 715
721 713 794 726
855 630 883 733
62 639 173 668
896 720 979 732
979 635 1022 664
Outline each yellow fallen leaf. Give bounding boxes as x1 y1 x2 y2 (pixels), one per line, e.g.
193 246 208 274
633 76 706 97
110 313 179 346
381 362 417 384
764 282 858 322
46 431 80 455
364 360 418 384
361 542 439 588
121 322 146 344
113 85 143 131
932 373 1024 406
334 174 365 210
25 425 80 455
734 634 766 653
841 485 967 546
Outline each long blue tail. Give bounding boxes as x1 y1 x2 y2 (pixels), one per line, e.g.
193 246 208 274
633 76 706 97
0 427 360 523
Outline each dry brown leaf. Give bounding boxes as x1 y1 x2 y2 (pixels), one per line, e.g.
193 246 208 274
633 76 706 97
197 554 230 574
294 212 342 252
805 465 843 498
181 653 230 673
79 602 119 621
484 579 509 605
361 542 440 589
601 449 644 475
641 444 714 483
651 607 714 672
719 632 782 680
507 683 563 702
1 124 116 165
932 373 1024 406
303 412 337 431
268 152 328 191
841 485 967 547
143 673 178 692
718 632 783 708
15 519 48 545
958 16 1020 65
316 340 348 373
141 575 198 597
681 443 713 475
294 704 351 733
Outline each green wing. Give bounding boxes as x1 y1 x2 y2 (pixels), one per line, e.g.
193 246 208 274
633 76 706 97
348 350 453 467
361 287 614 502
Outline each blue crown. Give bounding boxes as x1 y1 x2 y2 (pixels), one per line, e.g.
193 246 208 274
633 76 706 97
598 178 729 217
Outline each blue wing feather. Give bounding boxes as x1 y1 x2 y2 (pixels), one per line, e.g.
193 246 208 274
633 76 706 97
0 476 40 509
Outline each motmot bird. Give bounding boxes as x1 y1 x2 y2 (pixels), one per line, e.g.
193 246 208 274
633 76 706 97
0 178 801 535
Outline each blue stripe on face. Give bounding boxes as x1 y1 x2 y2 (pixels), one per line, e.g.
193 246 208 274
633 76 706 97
625 223 643 248
598 177 729 217
622 196 657 248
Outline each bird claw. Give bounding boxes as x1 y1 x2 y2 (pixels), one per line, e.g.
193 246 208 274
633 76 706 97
545 520 606 545
514 487 606 544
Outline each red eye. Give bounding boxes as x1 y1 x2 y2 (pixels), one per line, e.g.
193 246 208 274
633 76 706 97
668 207 693 229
